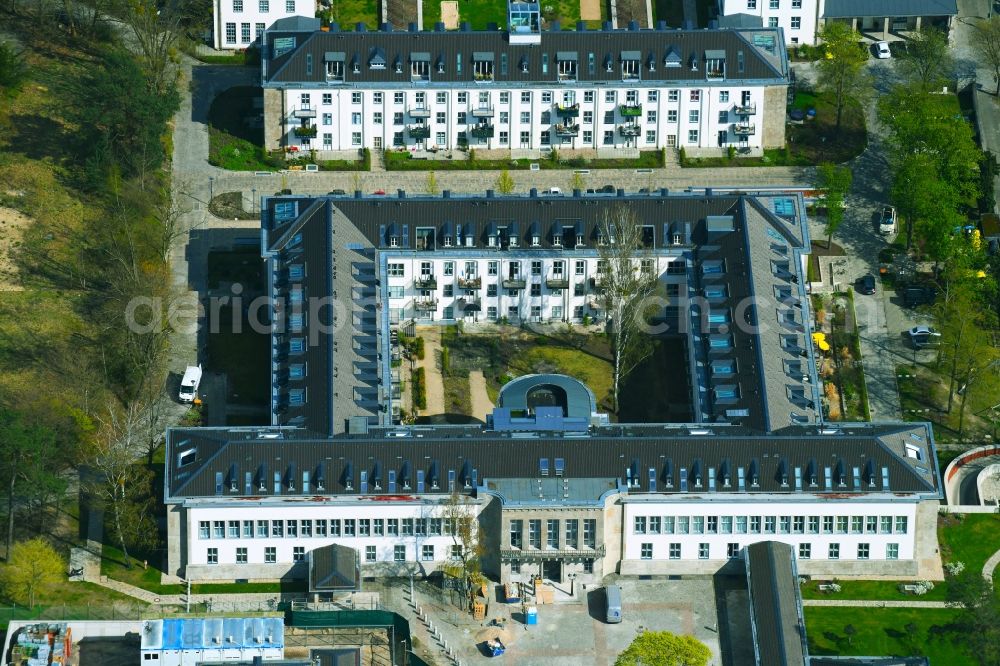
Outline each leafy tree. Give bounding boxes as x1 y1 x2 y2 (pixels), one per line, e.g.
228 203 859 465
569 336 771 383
570 171 586 191
425 170 439 195
815 22 872 130
441 491 486 586
74 48 180 190
946 570 1000 665
844 623 857 645
980 151 997 215
0 538 64 607
614 631 711 666
598 206 658 414
116 0 184 96
897 27 954 92
495 169 515 194
971 16 1000 96
0 408 67 559
0 42 27 100
817 163 852 249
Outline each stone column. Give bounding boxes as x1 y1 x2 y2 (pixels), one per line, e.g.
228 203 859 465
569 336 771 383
851 17 857 32
883 16 890 39
915 16 922 31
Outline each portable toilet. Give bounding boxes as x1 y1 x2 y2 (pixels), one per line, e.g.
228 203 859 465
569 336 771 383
526 606 538 625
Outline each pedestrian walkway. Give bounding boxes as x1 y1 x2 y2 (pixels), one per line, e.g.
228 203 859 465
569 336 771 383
802 599 950 609
982 547 1000 583
415 326 446 416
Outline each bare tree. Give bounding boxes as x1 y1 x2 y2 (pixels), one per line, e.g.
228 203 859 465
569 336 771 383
597 206 658 413
116 0 183 96
442 492 486 588
88 404 159 568
972 16 1000 96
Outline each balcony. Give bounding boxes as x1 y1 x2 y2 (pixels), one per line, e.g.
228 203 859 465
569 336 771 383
414 275 437 289
589 276 606 293
500 543 606 561
293 125 317 138
472 106 495 118
546 276 570 290
407 125 431 140
619 104 643 117
502 278 526 289
470 124 495 139
554 123 579 137
734 103 757 116
732 122 756 136
457 296 482 311
555 102 580 117
617 124 641 138
458 276 481 289
292 106 317 119
408 106 431 118
414 299 438 311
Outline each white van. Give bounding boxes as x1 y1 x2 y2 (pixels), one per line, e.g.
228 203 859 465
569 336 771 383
605 584 623 623
178 365 203 403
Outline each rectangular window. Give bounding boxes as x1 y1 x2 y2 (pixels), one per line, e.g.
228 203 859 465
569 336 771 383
402 519 413 536
286 520 297 538
207 548 218 564
394 545 406 562
236 547 247 563
688 129 699 143
299 519 311 537
243 520 253 538
583 519 596 548
293 546 305 562
359 519 370 536
565 520 578 548
764 516 776 533
640 543 653 560
720 516 732 534
829 543 840 560
422 545 434 561
698 543 710 559
528 520 541 548
866 516 878 534
228 520 239 538
271 520 283 538
822 516 834 534
510 520 523 548
792 516 805 534
373 519 384 536
836 516 849 534
750 516 761 533
727 543 740 558
690 90 701 102
286 0 295 11
779 516 791 534
199 521 210 539
693 516 705 534
895 516 908 534
265 547 276 563
792 0 801 5
315 519 327 537
858 543 870 560
214 521 225 539
669 543 681 559
546 519 559 549
799 543 811 559
689 110 699 123
707 516 718 534
233 0 243 10
241 23 250 43
791 17 801 29
649 516 661 534
259 0 268 10
677 516 689 534
387 519 399 536
851 516 863 534
736 516 747 534
256 520 267 538
880 516 892 534
769 0 778 7
366 545 376 562
225 23 236 44
330 519 341 536
887 543 899 560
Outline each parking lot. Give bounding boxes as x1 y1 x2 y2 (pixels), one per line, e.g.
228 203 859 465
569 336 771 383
414 577 725 665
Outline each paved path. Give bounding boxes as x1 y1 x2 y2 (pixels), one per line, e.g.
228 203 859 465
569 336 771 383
415 326 446 416
802 599 950 609
468 370 495 421
983 547 1000 583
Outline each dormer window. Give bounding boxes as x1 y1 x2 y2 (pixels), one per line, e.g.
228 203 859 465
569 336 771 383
520 56 529 73
664 47 682 68
437 59 445 74
556 52 577 81
647 55 655 71
705 50 726 79
324 52 345 82
690 55 698 71
368 47 386 70
443 234 452 247
411 53 430 81
531 234 540 247
553 235 562 247
621 51 640 80
473 52 494 81
605 55 613 72
394 58 402 74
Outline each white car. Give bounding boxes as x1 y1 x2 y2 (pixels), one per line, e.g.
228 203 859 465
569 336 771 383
879 206 897 235
875 41 891 59
907 326 941 348
179 364 203 403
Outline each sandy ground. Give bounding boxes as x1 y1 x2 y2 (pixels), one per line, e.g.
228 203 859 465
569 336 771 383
0 206 29 291
579 0 601 20
415 326 446 416
468 370 495 421
441 1 459 29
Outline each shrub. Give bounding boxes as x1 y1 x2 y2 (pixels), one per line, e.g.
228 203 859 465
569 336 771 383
412 367 427 410
414 336 425 360
944 561 966 576
678 146 687 164
441 346 451 374
727 145 737 160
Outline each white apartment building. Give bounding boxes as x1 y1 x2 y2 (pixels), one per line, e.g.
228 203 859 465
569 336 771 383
260 13 789 155
717 0 957 45
213 0 317 50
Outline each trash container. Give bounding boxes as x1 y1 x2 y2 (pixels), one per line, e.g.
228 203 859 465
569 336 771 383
526 606 538 625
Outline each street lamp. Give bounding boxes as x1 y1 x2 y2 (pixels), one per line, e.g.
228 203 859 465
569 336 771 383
569 572 576 597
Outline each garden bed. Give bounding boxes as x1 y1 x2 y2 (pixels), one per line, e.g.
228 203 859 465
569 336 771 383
812 290 869 421
208 191 258 220
384 149 664 171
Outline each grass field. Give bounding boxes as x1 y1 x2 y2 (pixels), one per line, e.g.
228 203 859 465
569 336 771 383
804 607 974 664
322 0 379 29
208 87 279 171
938 513 1000 577
897 362 999 444
385 149 664 171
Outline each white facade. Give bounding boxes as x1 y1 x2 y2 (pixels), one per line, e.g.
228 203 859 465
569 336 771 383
719 0 820 44
214 0 315 49
382 253 684 323
284 84 765 152
620 499 917 569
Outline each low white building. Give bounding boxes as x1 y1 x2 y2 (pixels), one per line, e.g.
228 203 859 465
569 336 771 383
212 0 318 50
716 0 957 45
260 11 789 155
139 618 284 665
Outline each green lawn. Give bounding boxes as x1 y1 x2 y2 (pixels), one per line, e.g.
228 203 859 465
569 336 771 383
208 86 280 172
939 513 1000 576
385 149 664 171
0 582 151 629
322 0 379 29
801 579 948 602
805 607 974 664
897 362 999 444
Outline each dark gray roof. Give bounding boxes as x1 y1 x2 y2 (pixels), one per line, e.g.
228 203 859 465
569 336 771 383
269 16 322 32
822 0 957 18
745 541 807 666
163 423 940 502
497 373 597 418
718 13 764 28
309 543 360 592
808 660 929 666
263 26 787 86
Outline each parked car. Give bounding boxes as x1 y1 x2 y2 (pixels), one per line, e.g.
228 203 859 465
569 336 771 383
878 206 897 235
856 274 877 295
908 326 942 348
178 365 203 403
875 41 892 59
327 189 347 196
901 283 937 308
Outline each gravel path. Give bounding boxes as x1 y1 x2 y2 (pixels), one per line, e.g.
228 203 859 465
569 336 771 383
468 370 495 421
415 326 445 416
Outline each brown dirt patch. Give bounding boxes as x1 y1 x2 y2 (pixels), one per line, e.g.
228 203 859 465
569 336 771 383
615 0 650 26
0 206 30 291
580 0 602 20
441 1 459 29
